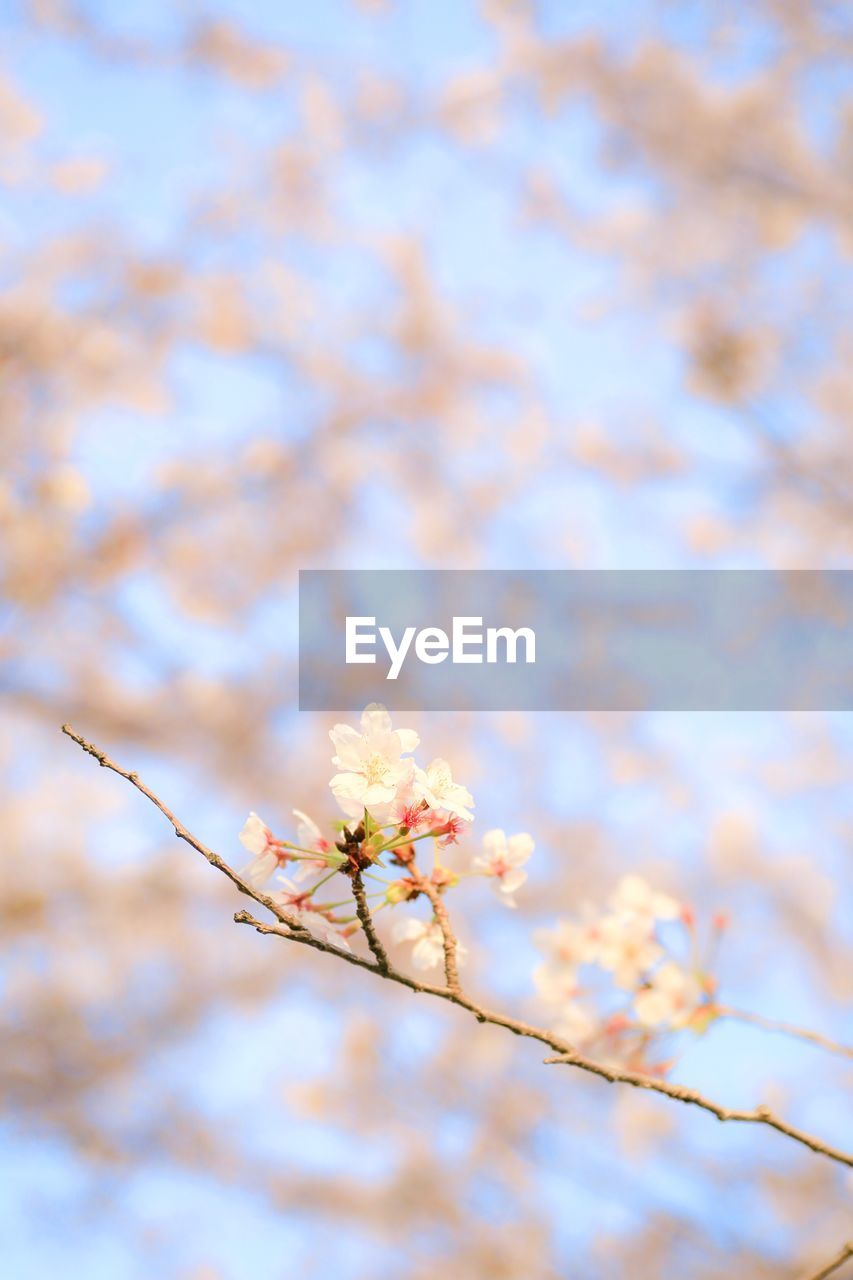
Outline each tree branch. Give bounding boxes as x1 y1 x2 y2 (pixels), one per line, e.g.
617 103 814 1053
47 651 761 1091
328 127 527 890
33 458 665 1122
350 870 389 973
410 862 462 994
63 724 853 1173
541 1052 853 1166
60 724 310 939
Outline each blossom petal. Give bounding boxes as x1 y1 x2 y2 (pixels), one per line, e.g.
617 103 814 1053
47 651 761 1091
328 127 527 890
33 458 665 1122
292 808 321 844
360 702 394 736
507 832 534 865
329 723 364 770
652 891 680 921
239 811 270 857
396 728 420 754
499 867 528 894
392 916 425 944
412 937 443 970
245 849 278 886
481 829 507 859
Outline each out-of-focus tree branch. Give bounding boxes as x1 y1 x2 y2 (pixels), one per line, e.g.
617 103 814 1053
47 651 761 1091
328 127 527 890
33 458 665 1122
714 1005 853 1061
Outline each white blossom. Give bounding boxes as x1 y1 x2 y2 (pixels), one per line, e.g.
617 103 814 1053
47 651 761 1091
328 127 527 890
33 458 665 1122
329 702 419 821
597 913 663 989
533 917 601 980
533 961 580 1006
555 1001 599 1047
239 811 280 885
634 962 702 1029
269 885 351 952
609 874 680 925
392 916 467 971
271 874 311 907
471 828 533 908
412 757 475 823
299 912 352 952
291 808 334 883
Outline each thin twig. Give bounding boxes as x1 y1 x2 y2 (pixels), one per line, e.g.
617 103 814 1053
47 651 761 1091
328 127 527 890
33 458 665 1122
350 870 389 972
541 1053 853 1166
63 724 853 1173
714 1005 853 1061
60 724 309 938
801 1241 853 1280
410 865 462 994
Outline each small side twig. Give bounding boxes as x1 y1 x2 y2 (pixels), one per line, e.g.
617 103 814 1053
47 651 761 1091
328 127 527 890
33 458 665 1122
60 724 310 939
714 1005 853 1061
541 1052 853 1167
410 864 462 994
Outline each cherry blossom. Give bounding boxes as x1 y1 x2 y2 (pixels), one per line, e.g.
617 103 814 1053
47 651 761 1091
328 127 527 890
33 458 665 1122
269 884 352 952
239 811 283 885
533 917 600 1002
271 874 314 911
392 796 434 833
532 872 722 1073
533 917 601 980
291 808 335 883
597 914 663 989
634 962 703 1030
297 911 353 952
609 874 680 925
533 960 580 1006
238 711 721 1074
554 1001 599 1047
433 816 468 848
392 916 468 971
329 702 419 821
471 829 533 908
413 757 475 823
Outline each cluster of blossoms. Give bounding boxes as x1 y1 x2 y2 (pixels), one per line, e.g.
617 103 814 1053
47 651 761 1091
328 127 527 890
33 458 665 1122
534 876 723 1074
239 703 533 963
239 704 720 1072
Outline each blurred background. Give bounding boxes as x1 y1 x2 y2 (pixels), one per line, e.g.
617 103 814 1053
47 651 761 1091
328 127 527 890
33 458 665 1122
1 1 851 1276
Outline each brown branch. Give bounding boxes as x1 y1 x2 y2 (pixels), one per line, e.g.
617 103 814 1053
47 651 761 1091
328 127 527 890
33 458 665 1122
801 1241 853 1280
714 1005 853 1061
409 863 462 994
541 1053 853 1167
63 724 853 1173
233 909 606 1047
60 724 310 939
350 870 389 973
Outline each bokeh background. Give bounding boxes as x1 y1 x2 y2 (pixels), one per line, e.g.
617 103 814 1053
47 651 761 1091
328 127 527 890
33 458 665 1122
1 1 851 1276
